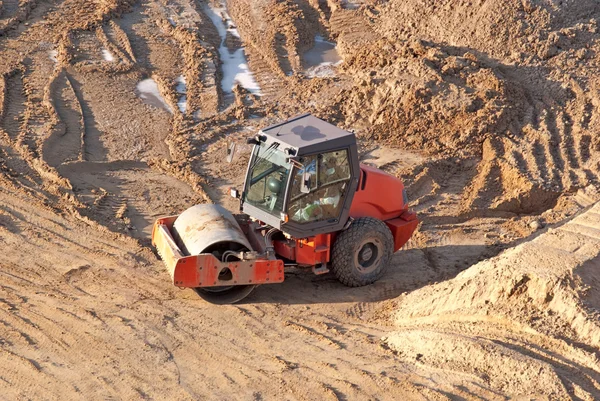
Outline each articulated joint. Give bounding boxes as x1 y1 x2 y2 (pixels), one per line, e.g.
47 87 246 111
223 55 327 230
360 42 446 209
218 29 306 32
264 227 280 260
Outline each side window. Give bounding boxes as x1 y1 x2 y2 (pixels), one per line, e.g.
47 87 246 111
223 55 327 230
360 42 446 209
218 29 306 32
319 150 351 185
288 149 351 224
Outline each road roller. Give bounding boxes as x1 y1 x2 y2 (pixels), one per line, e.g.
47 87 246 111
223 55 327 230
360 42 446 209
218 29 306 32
152 114 419 303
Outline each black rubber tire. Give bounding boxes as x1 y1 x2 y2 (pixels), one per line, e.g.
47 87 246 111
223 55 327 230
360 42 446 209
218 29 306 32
331 217 394 287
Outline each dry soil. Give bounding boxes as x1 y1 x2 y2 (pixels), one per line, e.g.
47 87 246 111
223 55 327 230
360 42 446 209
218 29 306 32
0 0 599 399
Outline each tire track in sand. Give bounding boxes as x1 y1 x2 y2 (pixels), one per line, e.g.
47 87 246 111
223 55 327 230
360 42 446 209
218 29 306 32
43 70 84 168
0 71 25 141
0 0 19 20
65 73 107 162
105 20 137 63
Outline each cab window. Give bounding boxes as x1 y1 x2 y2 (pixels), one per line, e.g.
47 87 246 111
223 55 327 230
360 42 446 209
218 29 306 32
288 149 351 223
244 142 291 214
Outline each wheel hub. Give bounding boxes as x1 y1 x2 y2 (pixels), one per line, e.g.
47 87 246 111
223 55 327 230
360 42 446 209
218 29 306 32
359 244 375 264
355 240 382 273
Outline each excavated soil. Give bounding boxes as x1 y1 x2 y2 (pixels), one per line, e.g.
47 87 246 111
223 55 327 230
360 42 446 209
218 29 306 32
0 0 599 399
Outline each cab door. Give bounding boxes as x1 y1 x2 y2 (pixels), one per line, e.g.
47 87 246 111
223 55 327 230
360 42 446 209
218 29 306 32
282 148 358 238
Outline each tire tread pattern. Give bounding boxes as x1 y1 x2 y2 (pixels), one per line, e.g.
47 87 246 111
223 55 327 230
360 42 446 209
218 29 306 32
331 217 394 287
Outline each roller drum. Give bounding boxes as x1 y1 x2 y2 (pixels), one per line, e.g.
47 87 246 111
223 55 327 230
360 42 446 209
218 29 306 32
172 204 252 257
170 204 257 304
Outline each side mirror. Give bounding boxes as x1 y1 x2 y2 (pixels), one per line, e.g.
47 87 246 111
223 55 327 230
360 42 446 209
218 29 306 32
230 188 240 199
300 172 312 194
226 141 237 163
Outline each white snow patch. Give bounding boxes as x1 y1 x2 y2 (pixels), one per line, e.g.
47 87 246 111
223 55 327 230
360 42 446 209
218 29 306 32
304 35 342 66
136 78 173 113
48 50 58 63
176 75 186 93
203 2 261 95
303 35 342 78
341 0 363 9
305 62 342 78
175 75 187 113
102 49 115 62
177 96 187 113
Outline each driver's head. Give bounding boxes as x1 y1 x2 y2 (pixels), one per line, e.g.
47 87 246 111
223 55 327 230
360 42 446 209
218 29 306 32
267 176 282 194
324 157 339 178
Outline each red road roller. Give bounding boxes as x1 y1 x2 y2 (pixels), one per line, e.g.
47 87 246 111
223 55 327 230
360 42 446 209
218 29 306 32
152 114 418 303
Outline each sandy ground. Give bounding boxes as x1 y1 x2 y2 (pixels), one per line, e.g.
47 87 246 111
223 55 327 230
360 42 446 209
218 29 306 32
0 0 599 399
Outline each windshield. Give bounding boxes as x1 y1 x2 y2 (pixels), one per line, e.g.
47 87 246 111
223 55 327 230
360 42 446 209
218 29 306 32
244 142 291 216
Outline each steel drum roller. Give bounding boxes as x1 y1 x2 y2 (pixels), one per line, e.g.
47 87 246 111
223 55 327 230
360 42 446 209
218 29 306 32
172 204 251 256
171 204 256 303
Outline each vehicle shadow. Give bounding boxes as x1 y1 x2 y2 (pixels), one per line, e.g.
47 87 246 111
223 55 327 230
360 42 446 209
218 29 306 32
243 196 597 305
245 243 502 305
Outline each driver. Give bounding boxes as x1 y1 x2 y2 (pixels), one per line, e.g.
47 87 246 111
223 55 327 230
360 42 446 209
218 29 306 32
293 186 342 222
290 155 347 222
293 158 343 222
321 156 345 183
318 156 343 212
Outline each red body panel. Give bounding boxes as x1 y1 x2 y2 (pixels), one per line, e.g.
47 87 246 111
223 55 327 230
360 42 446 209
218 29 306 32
152 219 284 288
385 211 419 252
274 234 333 265
274 239 295 261
349 164 418 251
174 254 284 287
296 234 332 265
350 164 406 221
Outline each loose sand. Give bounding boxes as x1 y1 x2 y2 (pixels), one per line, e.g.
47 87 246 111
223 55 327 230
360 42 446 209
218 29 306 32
0 0 599 399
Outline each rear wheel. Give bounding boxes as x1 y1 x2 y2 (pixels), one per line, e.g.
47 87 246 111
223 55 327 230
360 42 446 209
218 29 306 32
331 217 393 287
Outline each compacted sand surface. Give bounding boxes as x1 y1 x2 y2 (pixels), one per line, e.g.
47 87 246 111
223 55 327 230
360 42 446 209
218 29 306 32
1 0 599 399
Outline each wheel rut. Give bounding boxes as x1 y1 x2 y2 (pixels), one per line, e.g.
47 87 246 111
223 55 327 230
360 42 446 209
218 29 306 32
65 73 107 162
0 72 25 141
43 70 83 168
0 0 20 20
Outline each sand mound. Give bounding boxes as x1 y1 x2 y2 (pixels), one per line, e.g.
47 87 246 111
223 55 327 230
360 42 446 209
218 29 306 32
301 0 600 216
375 0 600 61
320 34 599 214
385 203 600 398
333 38 525 156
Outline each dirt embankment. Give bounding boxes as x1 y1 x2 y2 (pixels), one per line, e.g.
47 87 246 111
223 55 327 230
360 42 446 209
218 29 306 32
375 0 600 62
386 202 600 399
1 0 600 399
229 0 600 221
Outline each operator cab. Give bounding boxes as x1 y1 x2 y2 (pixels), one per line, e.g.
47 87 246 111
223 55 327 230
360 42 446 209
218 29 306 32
241 114 360 239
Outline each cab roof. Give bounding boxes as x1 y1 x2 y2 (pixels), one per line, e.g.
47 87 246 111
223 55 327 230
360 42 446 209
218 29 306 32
260 113 356 156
